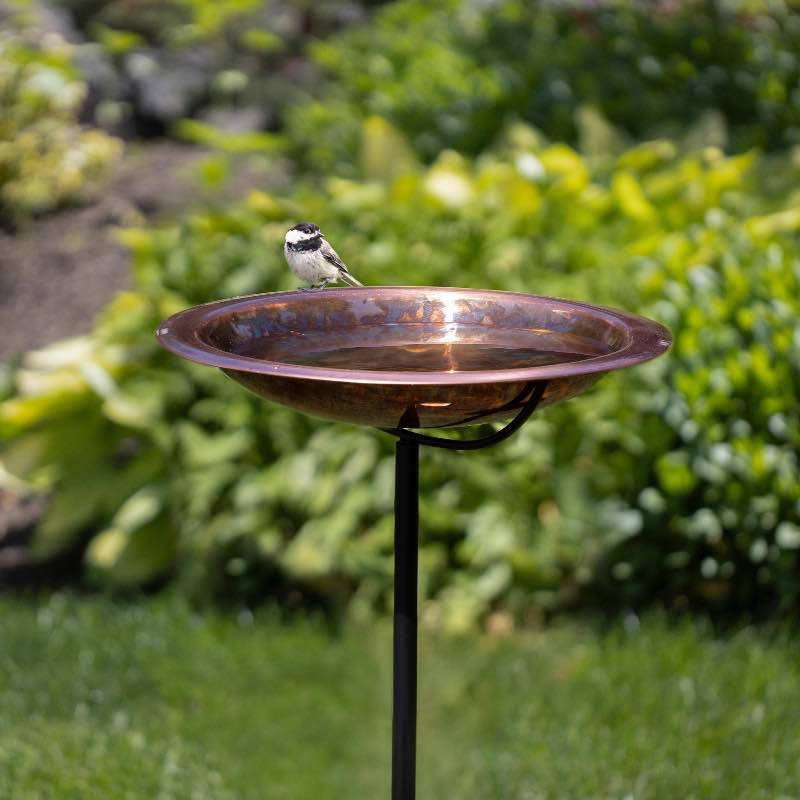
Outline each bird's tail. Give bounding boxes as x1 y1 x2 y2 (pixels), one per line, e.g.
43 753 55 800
339 271 363 288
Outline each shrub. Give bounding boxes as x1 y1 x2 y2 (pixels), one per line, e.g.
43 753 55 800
585 206 800 614
286 0 800 173
51 0 388 134
0 30 120 223
2 116 798 626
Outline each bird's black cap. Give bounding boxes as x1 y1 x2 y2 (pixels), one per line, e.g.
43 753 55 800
290 222 320 234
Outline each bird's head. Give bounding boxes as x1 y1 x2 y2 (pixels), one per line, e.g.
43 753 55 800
285 222 321 246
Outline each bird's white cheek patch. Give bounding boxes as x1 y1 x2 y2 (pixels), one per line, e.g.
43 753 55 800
285 229 311 245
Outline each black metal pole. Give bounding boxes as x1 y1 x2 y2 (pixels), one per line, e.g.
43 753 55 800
386 381 548 799
392 439 419 800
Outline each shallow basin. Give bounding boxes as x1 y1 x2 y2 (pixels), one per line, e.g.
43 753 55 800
156 287 671 428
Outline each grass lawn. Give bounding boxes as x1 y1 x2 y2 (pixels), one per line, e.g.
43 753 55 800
1 596 799 799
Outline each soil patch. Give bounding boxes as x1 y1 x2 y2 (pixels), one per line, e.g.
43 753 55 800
0 141 207 362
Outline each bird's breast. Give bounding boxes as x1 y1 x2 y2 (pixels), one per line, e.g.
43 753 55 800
286 248 338 282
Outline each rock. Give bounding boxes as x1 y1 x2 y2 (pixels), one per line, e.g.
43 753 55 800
125 46 216 123
198 106 270 134
32 2 83 44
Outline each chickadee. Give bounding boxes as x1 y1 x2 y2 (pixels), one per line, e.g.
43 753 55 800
283 222 363 289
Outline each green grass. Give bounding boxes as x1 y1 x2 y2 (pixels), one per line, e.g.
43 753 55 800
1 597 799 799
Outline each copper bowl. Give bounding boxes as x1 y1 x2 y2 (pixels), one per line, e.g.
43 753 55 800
156 287 671 429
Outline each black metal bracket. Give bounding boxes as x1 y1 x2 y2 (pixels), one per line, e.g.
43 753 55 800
383 380 548 451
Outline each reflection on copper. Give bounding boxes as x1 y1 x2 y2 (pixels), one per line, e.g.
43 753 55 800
157 286 671 429
444 342 455 372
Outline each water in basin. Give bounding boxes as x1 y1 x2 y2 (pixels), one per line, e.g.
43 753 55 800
235 329 599 373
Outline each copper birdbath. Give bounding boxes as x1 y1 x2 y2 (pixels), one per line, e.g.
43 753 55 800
157 286 671 799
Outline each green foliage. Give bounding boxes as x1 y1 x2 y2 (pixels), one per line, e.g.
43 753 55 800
0 32 120 222
2 114 798 624
588 206 800 613
174 118 286 153
286 0 800 173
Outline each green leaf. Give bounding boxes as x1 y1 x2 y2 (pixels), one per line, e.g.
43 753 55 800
173 119 286 154
85 515 178 588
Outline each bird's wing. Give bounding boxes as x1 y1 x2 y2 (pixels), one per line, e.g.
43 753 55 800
321 240 351 275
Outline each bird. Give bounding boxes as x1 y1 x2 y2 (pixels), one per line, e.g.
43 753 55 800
283 222 363 289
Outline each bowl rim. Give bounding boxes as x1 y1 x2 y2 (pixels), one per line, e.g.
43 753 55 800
156 287 671 386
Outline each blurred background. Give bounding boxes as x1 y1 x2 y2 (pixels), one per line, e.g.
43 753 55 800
1 0 799 797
